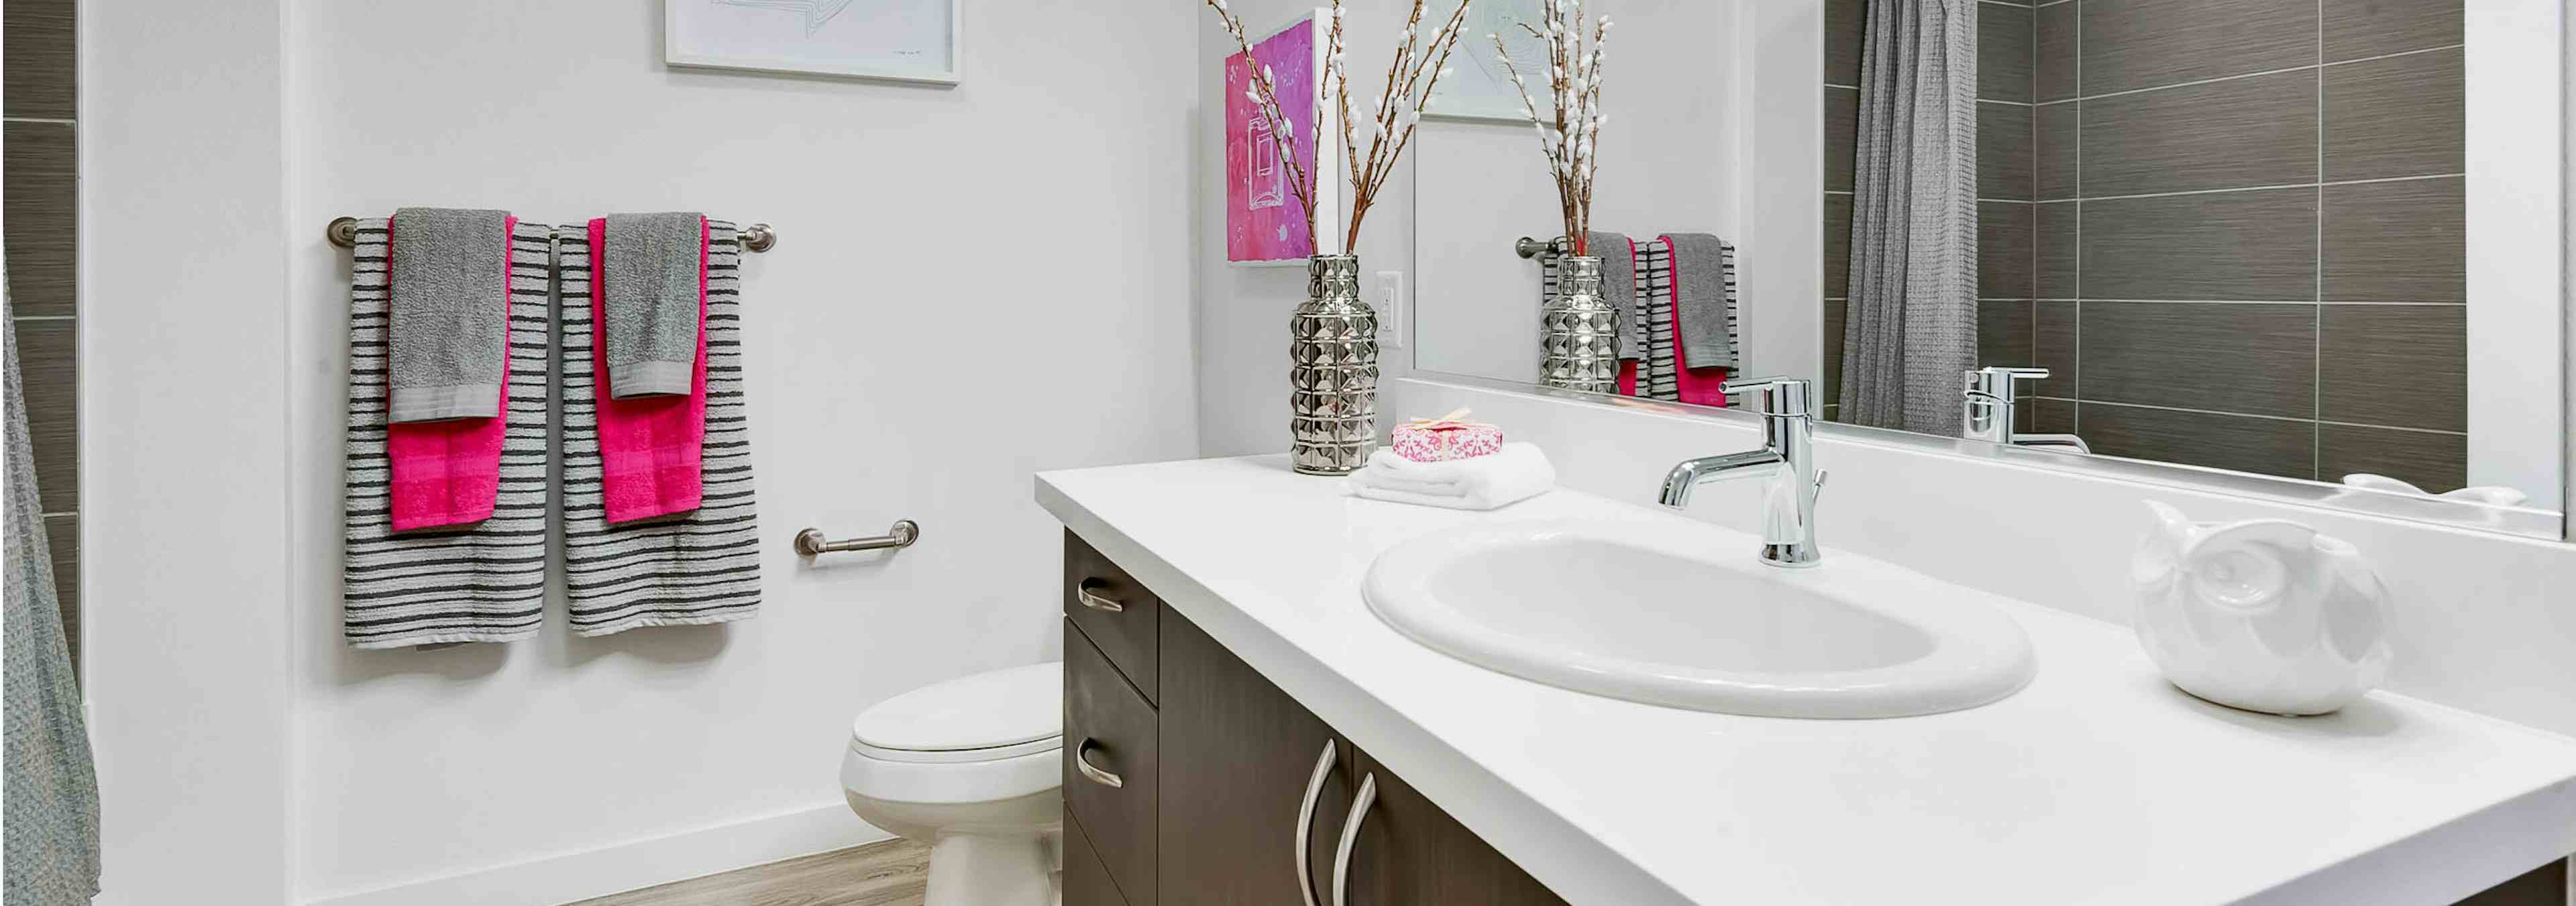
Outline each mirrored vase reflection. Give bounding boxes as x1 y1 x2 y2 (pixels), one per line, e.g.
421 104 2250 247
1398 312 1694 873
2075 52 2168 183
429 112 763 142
1542 254 1619 393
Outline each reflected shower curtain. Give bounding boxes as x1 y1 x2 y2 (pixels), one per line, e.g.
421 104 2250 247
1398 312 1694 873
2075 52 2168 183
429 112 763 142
4 252 102 905
1839 0 1978 434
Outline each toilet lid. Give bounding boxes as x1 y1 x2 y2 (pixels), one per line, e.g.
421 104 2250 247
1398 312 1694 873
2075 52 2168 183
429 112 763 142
851 662 1063 754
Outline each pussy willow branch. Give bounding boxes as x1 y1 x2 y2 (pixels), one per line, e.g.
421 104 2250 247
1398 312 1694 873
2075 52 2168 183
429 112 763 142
1495 0 1608 256
1204 0 1472 256
1204 0 1319 251
1340 0 1472 253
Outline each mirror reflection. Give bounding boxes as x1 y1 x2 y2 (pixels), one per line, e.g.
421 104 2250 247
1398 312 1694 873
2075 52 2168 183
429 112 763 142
1409 0 2565 532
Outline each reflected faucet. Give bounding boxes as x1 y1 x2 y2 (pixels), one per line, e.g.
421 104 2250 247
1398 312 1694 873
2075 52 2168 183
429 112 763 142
1962 367 2092 454
1657 377 1827 568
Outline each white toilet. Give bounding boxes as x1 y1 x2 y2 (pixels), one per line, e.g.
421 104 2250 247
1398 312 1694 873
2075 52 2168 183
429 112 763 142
841 662 1065 906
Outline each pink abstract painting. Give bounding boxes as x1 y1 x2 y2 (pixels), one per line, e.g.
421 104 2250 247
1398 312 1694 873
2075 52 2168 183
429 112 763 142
1226 15 1319 262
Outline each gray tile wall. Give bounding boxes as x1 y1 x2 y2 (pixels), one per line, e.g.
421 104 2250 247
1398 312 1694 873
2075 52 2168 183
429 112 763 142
1827 0 2472 493
5 0 79 664
2033 0 2465 489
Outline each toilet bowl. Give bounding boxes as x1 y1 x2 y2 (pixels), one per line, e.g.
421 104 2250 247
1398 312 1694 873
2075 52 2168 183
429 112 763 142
841 662 1065 906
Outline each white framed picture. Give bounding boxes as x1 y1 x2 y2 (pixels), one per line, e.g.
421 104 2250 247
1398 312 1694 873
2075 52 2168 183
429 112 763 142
1424 0 1543 123
666 0 963 86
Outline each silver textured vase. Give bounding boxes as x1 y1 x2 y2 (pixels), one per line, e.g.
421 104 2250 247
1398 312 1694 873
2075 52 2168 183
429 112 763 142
1289 254 1379 475
1541 254 1620 393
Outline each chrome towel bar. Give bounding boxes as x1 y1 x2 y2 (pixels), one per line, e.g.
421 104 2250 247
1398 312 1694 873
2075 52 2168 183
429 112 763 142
1515 235 1571 258
793 520 920 556
325 216 776 252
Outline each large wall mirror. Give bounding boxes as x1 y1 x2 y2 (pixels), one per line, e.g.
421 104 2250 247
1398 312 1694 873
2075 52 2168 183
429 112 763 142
1408 0 2567 539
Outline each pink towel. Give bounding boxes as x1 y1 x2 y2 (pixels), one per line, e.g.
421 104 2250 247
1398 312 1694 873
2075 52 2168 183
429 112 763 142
388 216 516 532
588 216 708 523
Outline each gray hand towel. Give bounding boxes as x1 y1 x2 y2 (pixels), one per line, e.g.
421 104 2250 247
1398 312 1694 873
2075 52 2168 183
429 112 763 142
602 212 707 398
388 207 514 423
342 219 553 648
1665 233 1737 370
559 222 761 637
1583 232 1639 360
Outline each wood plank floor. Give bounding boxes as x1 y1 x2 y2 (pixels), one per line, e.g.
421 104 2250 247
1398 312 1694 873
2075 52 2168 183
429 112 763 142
566 838 932 906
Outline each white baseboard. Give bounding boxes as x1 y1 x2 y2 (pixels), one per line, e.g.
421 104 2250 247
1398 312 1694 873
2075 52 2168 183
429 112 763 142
305 802 892 906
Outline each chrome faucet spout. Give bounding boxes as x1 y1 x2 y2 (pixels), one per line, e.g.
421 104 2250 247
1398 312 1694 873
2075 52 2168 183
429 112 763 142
1658 450 1784 508
1656 377 1825 568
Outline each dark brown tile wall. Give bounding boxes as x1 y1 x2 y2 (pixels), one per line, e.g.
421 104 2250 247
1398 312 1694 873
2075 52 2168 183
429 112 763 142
2023 0 2464 490
2 0 76 120
2080 401 2318 480
2077 0 2316 96
2323 48 2464 181
5 0 80 666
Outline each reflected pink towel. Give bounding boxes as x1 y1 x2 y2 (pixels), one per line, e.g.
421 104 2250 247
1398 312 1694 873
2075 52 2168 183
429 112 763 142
588 216 708 523
388 216 516 532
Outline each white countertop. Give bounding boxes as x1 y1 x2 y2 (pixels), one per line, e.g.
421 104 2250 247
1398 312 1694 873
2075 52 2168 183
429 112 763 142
1036 456 2576 905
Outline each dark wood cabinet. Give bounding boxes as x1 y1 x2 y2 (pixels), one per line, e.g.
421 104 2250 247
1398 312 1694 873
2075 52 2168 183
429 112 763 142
1159 605 1360 906
1341 750 1567 906
1063 528 1566 906
1065 618 1159 906
1065 532 1161 705
1063 810 1132 906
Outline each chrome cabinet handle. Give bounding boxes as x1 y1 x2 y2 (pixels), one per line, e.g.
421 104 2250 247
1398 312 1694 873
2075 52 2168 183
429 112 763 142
1293 740 1338 906
1330 774 1380 906
1074 578 1125 613
1075 738 1124 789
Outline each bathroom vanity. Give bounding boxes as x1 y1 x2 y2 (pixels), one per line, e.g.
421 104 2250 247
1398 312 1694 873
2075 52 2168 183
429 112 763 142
1044 456 2576 906
1061 529 1562 906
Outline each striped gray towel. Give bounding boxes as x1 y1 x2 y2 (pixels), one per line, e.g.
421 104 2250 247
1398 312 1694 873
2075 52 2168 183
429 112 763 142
341 219 552 648
1632 236 1741 401
1637 239 1680 401
558 221 760 636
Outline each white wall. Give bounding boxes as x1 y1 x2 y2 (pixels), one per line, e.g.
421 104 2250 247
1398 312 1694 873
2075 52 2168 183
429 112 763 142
87 1 1201 903
1362 0 1829 402
2465 0 2569 507
1195 0 1420 458
1411 0 1748 387
83 1 298 903
282 3 1199 901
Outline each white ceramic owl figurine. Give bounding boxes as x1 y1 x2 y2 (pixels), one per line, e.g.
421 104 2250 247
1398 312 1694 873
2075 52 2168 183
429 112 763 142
2131 501 2393 715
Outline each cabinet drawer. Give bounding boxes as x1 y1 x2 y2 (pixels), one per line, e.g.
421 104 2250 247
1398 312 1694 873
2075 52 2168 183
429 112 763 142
1065 618 1159 906
1064 811 1133 906
1065 530 1160 704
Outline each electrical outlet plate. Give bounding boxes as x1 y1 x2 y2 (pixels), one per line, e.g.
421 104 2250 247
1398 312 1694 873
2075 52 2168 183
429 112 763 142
1373 270 1405 349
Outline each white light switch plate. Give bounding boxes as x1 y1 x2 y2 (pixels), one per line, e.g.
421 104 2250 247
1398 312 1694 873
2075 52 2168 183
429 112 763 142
1373 270 1405 349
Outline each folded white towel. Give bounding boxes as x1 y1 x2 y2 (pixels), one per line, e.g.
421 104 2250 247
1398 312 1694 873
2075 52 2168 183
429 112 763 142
1348 443 1556 510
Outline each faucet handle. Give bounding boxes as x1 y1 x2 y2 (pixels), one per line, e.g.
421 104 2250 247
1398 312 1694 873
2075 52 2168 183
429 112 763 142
1720 376 1813 417
1963 366 2051 399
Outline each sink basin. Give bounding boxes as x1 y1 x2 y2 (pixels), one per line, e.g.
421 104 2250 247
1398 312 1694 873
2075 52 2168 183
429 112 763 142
1361 519 2036 718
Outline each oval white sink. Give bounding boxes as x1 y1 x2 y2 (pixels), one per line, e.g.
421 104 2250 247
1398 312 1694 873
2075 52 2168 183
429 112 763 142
1361 519 2036 718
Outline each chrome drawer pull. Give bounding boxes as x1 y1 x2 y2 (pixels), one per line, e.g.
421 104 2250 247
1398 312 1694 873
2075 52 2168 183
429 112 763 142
1330 774 1379 906
1075 578 1126 613
1075 738 1124 789
1294 740 1338 906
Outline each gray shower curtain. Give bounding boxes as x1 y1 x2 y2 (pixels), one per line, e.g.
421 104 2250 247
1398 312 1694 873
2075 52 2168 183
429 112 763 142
4 254 102 905
1839 0 1978 434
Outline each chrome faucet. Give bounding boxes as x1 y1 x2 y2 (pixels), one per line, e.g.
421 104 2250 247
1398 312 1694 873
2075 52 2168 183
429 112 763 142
1962 366 2092 454
1657 377 1827 568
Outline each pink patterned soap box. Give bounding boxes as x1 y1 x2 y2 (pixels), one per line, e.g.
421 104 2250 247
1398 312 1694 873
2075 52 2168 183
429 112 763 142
1391 409 1504 462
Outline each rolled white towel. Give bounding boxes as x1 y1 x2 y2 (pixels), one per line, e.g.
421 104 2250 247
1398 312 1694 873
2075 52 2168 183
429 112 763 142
1347 443 1556 511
